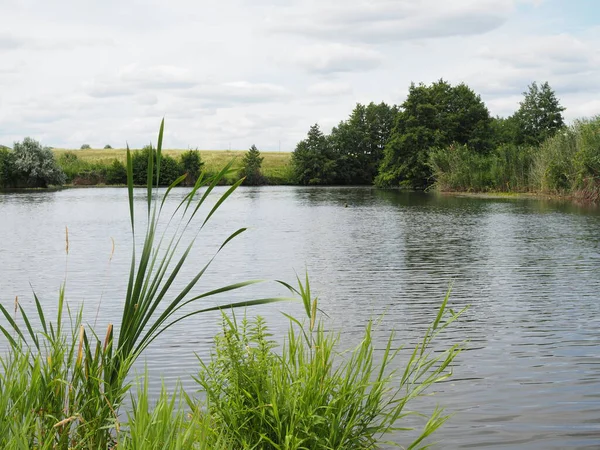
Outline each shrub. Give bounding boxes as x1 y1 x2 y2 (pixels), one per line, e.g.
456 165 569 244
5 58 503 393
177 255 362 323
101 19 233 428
104 144 113 149
180 149 204 186
131 146 183 186
81 144 91 149
105 159 127 184
12 137 66 187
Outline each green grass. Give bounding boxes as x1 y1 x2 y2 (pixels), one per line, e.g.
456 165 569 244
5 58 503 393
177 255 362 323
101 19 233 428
53 148 293 185
0 121 465 448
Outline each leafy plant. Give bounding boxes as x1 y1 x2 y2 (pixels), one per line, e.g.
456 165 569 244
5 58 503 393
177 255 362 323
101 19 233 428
81 144 91 150
104 144 113 149
195 276 465 449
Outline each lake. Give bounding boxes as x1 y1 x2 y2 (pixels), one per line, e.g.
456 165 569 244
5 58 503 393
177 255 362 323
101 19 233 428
1 186 599 449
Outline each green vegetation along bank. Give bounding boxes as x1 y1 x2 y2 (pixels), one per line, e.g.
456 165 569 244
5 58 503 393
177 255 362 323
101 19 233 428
0 122 464 449
289 80 599 203
3 79 598 203
0 142 291 188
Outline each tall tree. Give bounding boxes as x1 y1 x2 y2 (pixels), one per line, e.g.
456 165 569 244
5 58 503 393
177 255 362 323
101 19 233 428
513 81 565 146
330 102 398 185
376 80 492 189
241 144 265 185
292 124 336 185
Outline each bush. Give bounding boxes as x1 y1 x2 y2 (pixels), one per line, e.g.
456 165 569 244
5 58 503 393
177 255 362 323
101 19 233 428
180 149 204 186
132 146 184 186
13 137 66 187
105 159 127 184
81 144 91 150
104 144 113 149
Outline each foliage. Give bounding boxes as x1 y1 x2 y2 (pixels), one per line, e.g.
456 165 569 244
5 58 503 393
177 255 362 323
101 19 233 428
531 117 600 201
195 277 464 449
490 116 519 147
0 147 17 188
12 137 66 187
377 80 492 189
292 124 337 185
131 145 183 186
57 152 108 185
105 159 127 185
430 144 533 192
180 149 204 186
80 144 91 150
240 144 265 185
513 82 565 147
104 144 113 149
330 102 398 185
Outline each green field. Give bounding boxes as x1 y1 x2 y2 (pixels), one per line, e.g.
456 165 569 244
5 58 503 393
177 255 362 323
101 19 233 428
53 148 293 184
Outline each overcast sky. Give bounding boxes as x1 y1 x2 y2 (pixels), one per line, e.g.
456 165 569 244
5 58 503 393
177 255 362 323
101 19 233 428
1 0 599 150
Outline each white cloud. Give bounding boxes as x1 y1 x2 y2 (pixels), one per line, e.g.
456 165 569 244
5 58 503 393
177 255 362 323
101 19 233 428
307 81 353 97
270 0 513 43
294 44 382 73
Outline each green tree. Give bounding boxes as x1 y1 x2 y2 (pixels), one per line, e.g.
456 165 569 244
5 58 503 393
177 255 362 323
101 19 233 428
180 149 204 186
377 80 492 189
104 144 113 149
0 148 16 188
240 144 265 185
513 81 565 146
12 137 66 187
81 144 91 149
490 115 519 147
292 124 337 185
330 102 398 184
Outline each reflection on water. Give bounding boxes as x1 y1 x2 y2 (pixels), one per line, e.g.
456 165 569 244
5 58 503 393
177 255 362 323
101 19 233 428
1 186 599 449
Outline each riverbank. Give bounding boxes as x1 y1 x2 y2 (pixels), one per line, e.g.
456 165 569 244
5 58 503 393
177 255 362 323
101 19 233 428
436 189 600 208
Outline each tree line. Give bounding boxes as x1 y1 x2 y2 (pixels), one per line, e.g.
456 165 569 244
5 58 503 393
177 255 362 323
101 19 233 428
291 80 574 191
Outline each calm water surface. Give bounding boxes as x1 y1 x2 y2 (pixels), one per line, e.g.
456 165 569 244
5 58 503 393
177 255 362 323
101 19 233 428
1 186 599 449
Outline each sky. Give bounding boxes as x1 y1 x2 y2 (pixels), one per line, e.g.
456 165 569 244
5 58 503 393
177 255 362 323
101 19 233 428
1 0 599 150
